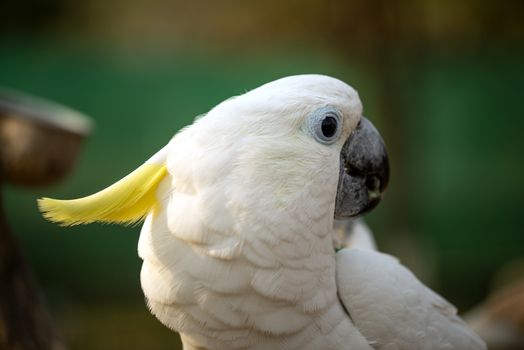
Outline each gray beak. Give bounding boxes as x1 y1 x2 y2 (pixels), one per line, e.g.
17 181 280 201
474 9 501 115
334 117 389 219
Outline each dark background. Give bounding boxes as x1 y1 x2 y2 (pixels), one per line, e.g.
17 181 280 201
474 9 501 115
1 1 523 348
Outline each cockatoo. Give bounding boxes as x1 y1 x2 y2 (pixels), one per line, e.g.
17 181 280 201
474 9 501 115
39 75 485 350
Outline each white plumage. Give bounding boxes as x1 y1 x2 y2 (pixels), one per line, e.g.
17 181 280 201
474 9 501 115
40 75 486 349
337 247 486 350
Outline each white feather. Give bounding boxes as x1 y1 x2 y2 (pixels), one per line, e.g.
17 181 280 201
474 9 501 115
336 248 486 350
334 218 377 251
136 74 482 350
139 75 374 349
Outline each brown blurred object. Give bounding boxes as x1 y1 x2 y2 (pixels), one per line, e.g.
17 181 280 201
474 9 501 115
465 262 524 350
0 90 91 187
0 89 91 350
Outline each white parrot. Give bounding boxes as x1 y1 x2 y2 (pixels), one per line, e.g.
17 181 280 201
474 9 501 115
39 75 485 350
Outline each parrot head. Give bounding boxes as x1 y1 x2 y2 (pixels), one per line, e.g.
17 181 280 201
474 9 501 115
183 74 389 222
38 74 388 229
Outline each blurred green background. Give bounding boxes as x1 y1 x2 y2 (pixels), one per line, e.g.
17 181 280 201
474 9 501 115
1 1 523 349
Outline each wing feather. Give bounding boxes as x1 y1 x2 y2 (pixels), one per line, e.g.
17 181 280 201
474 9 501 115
336 248 486 350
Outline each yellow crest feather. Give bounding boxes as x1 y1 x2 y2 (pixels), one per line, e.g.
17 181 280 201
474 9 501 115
38 163 168 226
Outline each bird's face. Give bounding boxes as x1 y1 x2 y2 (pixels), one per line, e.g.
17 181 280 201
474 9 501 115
185 74 389 221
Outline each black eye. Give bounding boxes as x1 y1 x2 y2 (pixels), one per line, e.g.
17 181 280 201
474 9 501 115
307 106 342 145
321 116 338 138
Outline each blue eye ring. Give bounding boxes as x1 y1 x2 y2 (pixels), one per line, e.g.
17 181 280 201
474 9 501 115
307 106 342 145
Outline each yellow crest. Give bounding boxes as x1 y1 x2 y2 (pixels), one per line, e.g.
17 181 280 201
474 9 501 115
38 163 167 226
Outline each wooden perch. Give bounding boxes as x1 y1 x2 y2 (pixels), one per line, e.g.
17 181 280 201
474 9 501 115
0 89 92 350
